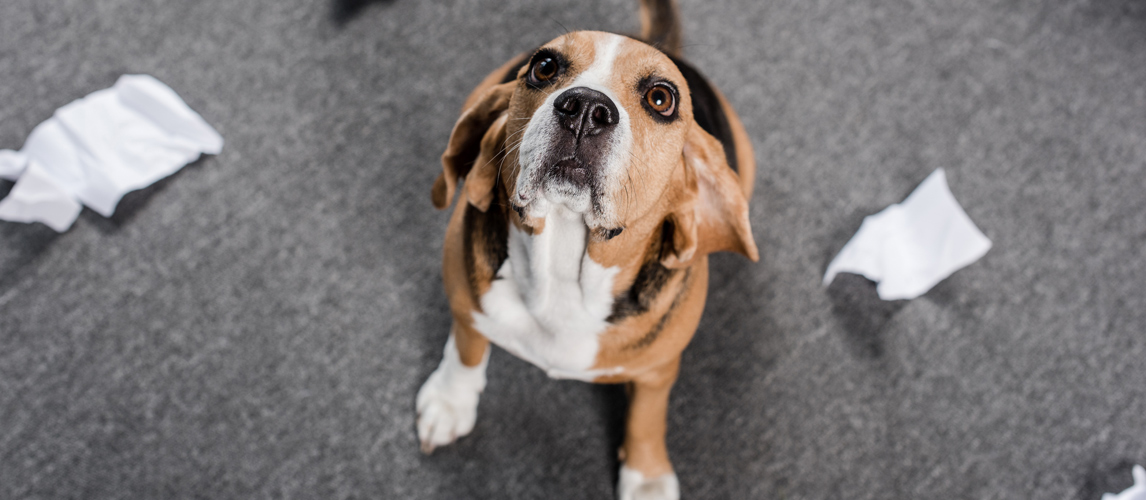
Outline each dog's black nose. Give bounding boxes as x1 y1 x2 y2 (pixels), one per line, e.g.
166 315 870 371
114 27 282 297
553 87 619 138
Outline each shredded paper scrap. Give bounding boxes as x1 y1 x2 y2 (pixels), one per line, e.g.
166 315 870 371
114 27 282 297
823 168 991 300
0 74 222 231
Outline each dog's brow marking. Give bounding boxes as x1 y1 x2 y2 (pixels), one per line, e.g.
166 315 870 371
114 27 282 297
573 34 624 88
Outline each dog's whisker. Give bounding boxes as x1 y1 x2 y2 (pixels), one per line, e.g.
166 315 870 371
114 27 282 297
621 150 655 213
468 132 527 196
486 133 530 184
548 15 572 36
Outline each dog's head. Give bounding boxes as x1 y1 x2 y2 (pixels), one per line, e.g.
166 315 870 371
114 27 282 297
433 31 757 267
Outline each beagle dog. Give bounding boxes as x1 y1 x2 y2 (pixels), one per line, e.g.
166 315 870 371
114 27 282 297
417 1 758 498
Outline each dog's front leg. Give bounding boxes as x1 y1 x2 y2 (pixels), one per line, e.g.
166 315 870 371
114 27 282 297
617 358 681 500
416 321 490 454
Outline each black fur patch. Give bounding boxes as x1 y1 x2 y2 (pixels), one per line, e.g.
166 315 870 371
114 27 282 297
463 189 509 300
602 227 624 240
500 51 534 84
666 55 738 173
607 220 678 322
625 267 691 350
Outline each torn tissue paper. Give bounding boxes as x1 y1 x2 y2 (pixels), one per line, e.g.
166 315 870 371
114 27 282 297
823 168 991 300
0 74 222 232
1104 465 1146 500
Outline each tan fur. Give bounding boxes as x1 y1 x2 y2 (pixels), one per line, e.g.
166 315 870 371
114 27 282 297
430 28 757 488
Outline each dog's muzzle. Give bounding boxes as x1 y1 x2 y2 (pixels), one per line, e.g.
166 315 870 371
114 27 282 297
546 87 619 187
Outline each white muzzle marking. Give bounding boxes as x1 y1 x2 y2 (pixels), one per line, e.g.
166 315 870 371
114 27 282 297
514 34 633 228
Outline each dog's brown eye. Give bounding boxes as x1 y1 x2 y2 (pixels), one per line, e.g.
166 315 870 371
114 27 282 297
531 57 558 83
645 85 675 116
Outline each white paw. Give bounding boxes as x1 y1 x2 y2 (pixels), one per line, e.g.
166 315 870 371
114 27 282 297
617 464 680 500
416 367 480 453
416 333 488 454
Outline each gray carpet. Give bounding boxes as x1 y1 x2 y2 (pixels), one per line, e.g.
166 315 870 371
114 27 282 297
2 0 1145 498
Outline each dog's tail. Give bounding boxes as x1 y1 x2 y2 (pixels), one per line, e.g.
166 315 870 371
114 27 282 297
638 0 682 58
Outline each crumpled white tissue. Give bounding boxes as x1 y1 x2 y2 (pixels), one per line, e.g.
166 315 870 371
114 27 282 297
1104 465 1146 500
823 168 991 300
0 74 222 231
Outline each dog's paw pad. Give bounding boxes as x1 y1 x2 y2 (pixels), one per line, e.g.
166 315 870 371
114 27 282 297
416 368 480 454
617 465 679 500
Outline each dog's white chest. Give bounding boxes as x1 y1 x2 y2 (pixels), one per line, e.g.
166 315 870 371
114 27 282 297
471 208 622 381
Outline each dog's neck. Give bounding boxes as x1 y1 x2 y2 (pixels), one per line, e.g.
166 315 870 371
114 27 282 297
467 202 621 380
506 204 618 336
517 205 587 309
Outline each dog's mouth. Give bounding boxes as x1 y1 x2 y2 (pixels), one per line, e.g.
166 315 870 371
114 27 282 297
512 150 607 222
547 156 594 188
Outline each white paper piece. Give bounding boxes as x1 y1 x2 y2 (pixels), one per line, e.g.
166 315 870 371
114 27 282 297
0 149 27 180
823 168 992 300
0 74 222 231
0 161 82 232
1104 465 1146 500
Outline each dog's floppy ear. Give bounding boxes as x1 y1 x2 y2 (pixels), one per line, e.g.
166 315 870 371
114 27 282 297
463 114 508 212
661 124 759 268
432 82 515 210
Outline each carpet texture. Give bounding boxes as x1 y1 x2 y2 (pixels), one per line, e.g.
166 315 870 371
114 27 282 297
1 0 1145 498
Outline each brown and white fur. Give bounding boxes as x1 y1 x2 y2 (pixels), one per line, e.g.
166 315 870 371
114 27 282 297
417 1 758 498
